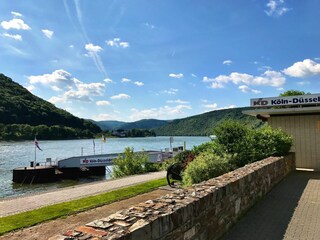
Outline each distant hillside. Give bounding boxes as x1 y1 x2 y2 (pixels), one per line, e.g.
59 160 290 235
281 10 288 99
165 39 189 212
0 73 101 140
93 120 126 131
96 119 169 131
154 107 262 136
121 119 169 130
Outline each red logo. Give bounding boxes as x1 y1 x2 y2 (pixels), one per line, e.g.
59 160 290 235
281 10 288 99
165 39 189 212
83 159 89 164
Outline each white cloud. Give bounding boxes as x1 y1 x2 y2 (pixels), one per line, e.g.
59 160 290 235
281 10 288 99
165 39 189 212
134 81 144 86
103 78 113 83
166 99 189 104
106 38 130 48
96 100 111 106
110 93 131 100
277 87 285 91
223 60 232 65
143 22 155 29
49 96 64 104
121 78 131 83
26 85 35 92
238 85 261 94
204 103 218 110
297 81 310 86
130 105 192 121
69 45 74 48
85 43 103 53
84 43 106 75
29 69 105 102
11 11 23 18
92 113 118 121
2 33 22 41
51 86 62 91
210 82 224 89
283 59 320 78
169 73 183 79
28 69 77 88
265 0 289 17
204 70 285 89
42 29 54 39
203 103 237 112
191 73 197 78
163 88 179 95
119 42 129 48
1 18 30 30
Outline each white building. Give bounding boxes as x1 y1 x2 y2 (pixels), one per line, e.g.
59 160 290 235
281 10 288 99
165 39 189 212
243 94 320 170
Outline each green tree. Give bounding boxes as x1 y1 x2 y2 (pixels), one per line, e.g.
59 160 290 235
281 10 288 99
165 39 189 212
112 147 149 178
280 90 311 96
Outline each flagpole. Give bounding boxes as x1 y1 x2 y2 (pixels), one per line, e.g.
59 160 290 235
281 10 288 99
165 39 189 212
34 141 36 169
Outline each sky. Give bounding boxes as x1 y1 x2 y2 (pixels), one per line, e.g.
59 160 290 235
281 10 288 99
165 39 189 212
1 0 320 122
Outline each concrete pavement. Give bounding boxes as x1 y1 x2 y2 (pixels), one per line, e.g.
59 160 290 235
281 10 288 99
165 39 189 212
221 171 320 240
0 171 166 217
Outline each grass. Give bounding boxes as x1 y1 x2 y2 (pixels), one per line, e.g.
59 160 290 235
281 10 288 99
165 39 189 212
0 177 167 235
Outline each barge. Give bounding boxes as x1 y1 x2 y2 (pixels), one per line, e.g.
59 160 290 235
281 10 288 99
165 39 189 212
12 148 182 184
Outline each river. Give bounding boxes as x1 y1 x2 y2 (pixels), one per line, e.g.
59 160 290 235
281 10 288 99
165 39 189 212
0 136 208 199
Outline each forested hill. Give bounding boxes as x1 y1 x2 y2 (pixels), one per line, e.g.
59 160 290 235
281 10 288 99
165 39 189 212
95 119 169 131
154 107 262 136
0 73 101 140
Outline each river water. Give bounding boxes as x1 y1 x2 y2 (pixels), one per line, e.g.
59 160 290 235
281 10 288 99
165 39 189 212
0 136 208 199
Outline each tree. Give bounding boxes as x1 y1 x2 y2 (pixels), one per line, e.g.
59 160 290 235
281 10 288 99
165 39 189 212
111 147 149 178
280 90 311 97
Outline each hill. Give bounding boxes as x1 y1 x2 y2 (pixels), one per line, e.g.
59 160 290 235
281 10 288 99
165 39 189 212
0 73 101 140
120 119 169 130
92 120 126 131
95 119 169 131
154 107 262 136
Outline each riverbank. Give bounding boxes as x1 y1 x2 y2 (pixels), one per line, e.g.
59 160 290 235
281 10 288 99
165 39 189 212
0 171 166 217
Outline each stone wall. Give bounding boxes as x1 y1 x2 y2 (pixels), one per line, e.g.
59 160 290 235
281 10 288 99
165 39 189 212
55 154 295 240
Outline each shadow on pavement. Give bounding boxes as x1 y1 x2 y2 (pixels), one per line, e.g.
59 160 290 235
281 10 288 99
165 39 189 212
221 171 320 240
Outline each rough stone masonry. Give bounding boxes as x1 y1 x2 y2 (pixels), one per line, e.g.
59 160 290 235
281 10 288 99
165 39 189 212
50 154 295 240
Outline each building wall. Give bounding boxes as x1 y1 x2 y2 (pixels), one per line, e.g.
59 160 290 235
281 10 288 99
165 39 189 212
269 114 320 170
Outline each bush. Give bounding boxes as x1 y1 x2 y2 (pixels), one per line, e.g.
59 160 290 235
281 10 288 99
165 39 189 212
182 151 231 186
212 120 254 167
192 141 216 155
112 147 149 178
213 119 252 155
212 120 293 168
253 125 293 157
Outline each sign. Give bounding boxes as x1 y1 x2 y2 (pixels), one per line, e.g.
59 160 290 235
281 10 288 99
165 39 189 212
80 157 115 165
250 94 320 107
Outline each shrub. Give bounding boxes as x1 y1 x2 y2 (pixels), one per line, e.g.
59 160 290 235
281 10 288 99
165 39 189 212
182 151 231 186
173 150 196 169
212 120 293 168
213 120 254 167
253 125 293 157
213 119 252 155
192 141 216 155
181 121 293 186
112 147 149 178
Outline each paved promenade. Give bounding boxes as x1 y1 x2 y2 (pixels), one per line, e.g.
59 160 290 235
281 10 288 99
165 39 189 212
0 171 166 217
221 171 320 240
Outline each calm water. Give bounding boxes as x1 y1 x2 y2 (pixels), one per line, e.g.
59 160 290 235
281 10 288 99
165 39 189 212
0 136 208 199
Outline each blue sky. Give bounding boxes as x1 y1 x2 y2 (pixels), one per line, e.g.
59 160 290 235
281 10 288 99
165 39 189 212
1 0 319 122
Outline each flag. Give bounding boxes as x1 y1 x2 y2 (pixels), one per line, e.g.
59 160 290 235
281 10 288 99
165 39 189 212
34 136 42 151
102 135 106 142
